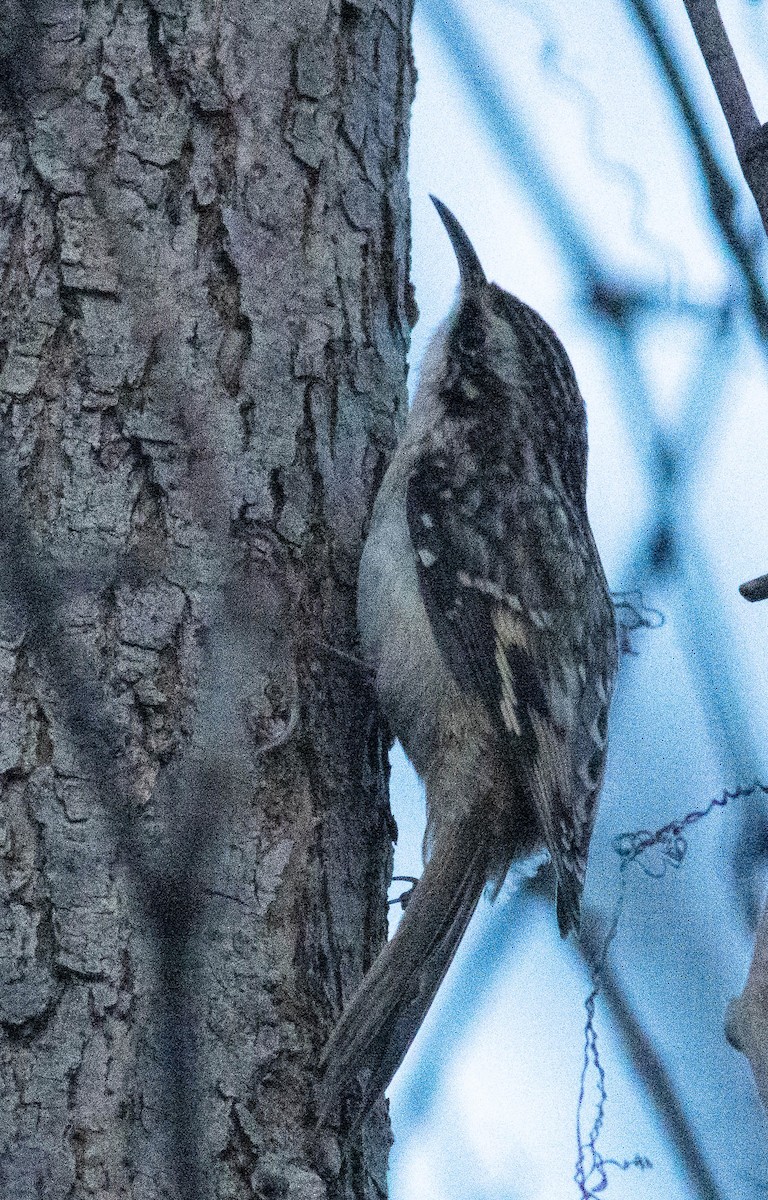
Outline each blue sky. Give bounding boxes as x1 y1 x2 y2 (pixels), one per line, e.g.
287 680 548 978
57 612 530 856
384 2 768 1196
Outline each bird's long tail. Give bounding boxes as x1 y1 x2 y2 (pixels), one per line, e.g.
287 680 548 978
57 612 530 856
317 811 491 1128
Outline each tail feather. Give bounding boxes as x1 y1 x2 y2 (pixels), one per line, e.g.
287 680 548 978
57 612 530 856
555 872 582 937
317 814 490 1128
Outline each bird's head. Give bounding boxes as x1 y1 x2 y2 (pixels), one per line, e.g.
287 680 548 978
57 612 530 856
427 195 588 500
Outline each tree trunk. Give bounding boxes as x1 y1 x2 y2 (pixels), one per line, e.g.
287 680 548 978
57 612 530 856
0 2 414 1197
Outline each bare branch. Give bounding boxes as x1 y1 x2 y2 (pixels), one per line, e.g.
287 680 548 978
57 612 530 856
682 0 768 235
682 0 759 159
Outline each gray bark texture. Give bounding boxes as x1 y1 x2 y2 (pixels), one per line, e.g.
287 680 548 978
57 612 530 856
0 1 414 1197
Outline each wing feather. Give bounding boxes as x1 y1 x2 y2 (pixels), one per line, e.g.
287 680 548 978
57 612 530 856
406 443 616 931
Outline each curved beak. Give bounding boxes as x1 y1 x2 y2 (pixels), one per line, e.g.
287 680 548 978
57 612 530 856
430 195 487 291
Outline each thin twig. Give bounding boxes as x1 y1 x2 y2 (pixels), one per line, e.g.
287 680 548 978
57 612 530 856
579 913 722 1199
576 780 768 1196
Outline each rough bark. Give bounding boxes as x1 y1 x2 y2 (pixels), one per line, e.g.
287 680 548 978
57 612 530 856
0 1 414 1197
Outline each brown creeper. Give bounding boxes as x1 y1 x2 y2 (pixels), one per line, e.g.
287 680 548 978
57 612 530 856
318 197 617 1126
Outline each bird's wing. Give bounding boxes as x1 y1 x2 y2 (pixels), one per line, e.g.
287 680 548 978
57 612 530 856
406 443 616 932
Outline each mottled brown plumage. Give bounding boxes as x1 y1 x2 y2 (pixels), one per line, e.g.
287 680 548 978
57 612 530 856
317 198 617 1128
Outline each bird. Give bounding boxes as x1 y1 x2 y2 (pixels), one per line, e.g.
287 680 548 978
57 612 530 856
317 196 617 1129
